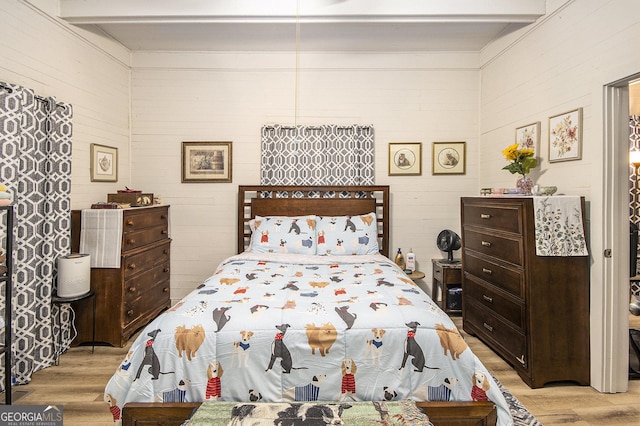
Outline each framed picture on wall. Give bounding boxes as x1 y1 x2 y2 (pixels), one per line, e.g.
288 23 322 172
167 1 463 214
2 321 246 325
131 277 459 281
432 141 466 175
388 142 422 176
181 141 232 183
515 122 540 155
549 108 582 162
90 144 118 182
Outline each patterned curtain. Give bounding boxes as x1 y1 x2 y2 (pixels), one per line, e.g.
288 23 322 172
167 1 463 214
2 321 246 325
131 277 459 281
630 115 640 223
630 115 640 299
261 124 374 185
0 81 73 386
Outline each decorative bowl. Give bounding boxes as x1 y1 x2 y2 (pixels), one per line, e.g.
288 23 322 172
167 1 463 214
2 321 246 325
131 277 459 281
539 186 558 196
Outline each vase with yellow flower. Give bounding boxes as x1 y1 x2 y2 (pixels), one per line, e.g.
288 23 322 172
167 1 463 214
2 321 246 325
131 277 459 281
501 143 538 195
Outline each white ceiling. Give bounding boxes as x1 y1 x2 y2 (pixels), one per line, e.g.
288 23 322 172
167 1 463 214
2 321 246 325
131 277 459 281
57 0 546 52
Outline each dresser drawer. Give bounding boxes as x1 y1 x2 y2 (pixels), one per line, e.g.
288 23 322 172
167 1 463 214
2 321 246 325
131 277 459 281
433 261 462 283
123 278 170 328
464 275 525 330
464 302 527 369
124 240 171 279
464 229 523 266
123 206 169 233
463 251 524 297
123 226 169 252
124 262 171 301
462 201 523 234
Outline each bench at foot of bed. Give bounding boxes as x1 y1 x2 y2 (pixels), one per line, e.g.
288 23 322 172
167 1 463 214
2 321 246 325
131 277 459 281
122 401 497 426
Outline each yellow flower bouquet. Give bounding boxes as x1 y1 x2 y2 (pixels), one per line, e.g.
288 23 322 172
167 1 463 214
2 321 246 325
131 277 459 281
501 143 538 175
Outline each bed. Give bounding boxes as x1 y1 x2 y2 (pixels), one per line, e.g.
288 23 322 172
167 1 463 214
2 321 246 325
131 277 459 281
107 185 512 425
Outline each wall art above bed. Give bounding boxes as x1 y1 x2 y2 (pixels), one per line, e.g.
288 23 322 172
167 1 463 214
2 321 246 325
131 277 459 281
388 142 422 176
432 141 466 175
181 141 232 183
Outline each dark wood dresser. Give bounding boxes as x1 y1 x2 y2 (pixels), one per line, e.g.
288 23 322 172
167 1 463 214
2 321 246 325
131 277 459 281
460 197 589 388
71 205 171 347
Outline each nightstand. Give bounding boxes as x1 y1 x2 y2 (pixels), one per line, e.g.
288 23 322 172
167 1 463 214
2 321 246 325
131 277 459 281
407 270 425 283
52 289 96 365
431 259 462 314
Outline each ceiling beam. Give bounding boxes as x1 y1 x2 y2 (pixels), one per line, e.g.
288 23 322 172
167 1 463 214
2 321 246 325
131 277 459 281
58 0 545 24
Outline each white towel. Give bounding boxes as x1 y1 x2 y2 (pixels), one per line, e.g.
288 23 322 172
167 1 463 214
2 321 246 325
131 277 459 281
533 196 588 257
79 209 123 268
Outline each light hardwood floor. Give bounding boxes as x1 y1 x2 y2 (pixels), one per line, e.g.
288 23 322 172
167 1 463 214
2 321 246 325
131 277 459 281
6 316 640 425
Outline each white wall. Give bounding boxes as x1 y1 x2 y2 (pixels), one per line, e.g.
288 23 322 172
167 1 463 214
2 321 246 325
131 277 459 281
0 0 131 210
479 0 640 392
130 51 481 300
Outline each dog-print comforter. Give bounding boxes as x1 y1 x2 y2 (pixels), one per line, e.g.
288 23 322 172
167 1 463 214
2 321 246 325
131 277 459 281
104 252 513 426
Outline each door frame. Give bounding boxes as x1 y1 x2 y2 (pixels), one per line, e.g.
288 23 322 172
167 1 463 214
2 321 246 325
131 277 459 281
600 76 636 392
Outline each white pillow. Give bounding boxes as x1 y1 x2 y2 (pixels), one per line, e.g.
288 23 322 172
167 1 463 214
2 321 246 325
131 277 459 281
316 213 379 255
248 215 317 254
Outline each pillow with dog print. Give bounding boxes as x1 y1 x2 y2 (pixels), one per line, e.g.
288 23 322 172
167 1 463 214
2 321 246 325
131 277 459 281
316 213 379 255
248 215 317 254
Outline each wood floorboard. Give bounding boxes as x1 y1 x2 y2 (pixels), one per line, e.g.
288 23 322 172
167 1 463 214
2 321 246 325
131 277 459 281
4 317 640 425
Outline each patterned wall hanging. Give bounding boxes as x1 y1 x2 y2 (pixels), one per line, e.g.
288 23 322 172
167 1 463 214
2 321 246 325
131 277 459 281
0 81 73 386
261 124 374 186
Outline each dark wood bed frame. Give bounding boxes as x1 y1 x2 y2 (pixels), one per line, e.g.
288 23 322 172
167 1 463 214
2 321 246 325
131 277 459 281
122 401 497 425
121 185 497 425
237 185 390 257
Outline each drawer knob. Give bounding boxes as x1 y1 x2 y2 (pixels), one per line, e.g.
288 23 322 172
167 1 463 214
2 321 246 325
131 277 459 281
126 220 134 226
163 249 169 255
482 294 493 303
127 263 136 270
483 322 494 332
127 238 136 245
161 230 168 235
161 215 167 219
480 213 491 219
128 287 136 292
127 310 134 317
164 267 170 273
481 241 492 247
163 287 169 293
482 268 492 275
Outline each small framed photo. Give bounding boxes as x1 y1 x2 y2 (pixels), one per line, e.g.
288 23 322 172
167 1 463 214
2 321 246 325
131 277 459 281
388 142 422 176
182 141 232 183
90 143 118 182
549 108 582 162
432 141 466 175
515 122 540 155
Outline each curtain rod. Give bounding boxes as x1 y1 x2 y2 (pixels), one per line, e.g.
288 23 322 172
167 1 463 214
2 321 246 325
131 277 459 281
35 95 67 110
0 83 13 94
263 125 372 131
1 81 69 110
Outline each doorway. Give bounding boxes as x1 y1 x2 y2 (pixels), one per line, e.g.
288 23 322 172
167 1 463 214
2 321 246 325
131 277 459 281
603 73 640 393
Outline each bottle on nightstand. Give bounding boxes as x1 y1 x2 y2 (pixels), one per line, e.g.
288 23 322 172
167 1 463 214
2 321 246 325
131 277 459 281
406 249 416 273
394 248 406 270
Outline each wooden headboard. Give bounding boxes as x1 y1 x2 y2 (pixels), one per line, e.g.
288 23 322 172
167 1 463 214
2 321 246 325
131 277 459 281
238 185 390 257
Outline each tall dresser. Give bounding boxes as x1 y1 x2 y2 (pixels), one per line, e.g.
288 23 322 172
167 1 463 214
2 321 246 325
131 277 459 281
460 197 589 388
71 205 171 347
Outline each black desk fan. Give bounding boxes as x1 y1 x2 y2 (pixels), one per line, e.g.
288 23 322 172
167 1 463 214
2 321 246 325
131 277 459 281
436 229 461 263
